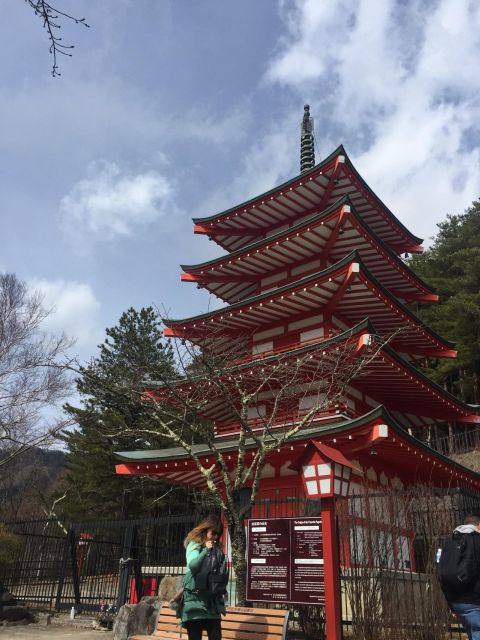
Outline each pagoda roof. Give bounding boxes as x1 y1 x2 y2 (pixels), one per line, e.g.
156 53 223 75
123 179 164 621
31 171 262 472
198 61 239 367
166 252 456 359
182 196 437 305
160 319 476 427
114 405 480 491
192 145 423 255
153 319 374 429
227 319 477 424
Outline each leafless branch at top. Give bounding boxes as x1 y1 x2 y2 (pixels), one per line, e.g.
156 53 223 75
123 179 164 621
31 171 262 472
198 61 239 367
25 0 90 76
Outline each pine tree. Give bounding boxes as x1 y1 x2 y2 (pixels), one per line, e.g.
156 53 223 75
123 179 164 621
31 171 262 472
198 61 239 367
60 307 184 520
409 200 480 404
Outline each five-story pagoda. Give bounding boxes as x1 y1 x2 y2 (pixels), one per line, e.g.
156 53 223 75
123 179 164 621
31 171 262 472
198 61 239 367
116 105 480 522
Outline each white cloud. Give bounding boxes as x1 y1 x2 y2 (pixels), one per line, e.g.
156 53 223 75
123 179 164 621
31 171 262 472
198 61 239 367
199 118 297 217
267 0 356 86
60 161 174 247
264 0 480 241
29 278 102 360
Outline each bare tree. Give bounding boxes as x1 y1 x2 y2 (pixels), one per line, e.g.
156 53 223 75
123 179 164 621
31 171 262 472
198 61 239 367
0 273 73 467
25 0 89 76
339 484 454 640
83 319 393 603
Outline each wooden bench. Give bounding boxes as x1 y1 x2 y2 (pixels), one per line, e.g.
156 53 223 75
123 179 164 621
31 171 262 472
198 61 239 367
129 603 290 640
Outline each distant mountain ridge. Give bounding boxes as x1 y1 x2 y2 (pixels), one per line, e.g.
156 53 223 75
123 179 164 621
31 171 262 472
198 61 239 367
0 448 66 520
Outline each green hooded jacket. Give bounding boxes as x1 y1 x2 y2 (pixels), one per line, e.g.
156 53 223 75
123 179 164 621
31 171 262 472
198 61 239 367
179 541 226 626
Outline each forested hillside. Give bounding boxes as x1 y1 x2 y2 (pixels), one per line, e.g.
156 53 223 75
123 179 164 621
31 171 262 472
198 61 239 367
0 448 65 519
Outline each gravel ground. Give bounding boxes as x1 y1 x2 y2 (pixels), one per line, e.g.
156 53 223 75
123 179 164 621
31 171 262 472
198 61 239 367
0 626 112 640
0 614 113 640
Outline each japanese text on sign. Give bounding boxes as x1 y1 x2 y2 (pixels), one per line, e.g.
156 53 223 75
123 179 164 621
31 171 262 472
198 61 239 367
246 517 324 604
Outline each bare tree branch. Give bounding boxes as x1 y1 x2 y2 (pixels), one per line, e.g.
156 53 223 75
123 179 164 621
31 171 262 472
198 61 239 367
70 315 403 603
0 273 74 467
25 0 89 76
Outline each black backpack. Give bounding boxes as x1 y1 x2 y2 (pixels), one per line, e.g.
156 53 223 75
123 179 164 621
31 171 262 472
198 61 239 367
195 545 229 599
438 532 479 595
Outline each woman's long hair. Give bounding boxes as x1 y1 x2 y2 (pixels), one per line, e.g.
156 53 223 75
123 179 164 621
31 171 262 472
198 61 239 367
184 515 224 547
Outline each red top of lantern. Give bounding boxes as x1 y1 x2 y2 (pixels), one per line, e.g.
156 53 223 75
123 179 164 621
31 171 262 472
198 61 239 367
289 440 360 473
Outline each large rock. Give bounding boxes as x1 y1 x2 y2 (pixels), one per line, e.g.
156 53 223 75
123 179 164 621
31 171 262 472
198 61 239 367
0 589 16 606
113 596 164 640
0 605 36 623
0 583 36 625
158 575 182 602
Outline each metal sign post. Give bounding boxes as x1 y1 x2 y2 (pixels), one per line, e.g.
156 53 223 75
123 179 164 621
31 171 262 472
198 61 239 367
321 499 342 640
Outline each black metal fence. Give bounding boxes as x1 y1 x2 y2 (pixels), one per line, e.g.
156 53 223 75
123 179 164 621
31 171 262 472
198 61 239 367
1 518 68 610
1 487 480 640
0 511 211 614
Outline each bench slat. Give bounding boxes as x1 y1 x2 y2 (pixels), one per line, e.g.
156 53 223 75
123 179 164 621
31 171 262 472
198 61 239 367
131 635 185 640
156 624 186 631
222 621 284 632
222 632 284 640
156 613 177 622
227 606 288 617
222 615 285 627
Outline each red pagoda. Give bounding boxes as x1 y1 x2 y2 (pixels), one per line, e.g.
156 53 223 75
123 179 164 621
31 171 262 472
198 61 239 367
115 105 480 515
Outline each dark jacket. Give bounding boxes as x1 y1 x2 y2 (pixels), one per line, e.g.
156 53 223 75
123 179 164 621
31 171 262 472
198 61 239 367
444 525 480 605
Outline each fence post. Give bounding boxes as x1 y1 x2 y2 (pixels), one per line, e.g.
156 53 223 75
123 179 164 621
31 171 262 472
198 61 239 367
69 528 82 611
116 524 135 611
55 527 76 611
132 525 144 603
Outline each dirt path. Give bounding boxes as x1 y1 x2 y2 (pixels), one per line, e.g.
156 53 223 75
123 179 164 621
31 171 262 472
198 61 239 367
0 624 112 640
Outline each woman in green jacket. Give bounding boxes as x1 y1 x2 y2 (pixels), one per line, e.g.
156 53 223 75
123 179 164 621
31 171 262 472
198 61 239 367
181 515 226 640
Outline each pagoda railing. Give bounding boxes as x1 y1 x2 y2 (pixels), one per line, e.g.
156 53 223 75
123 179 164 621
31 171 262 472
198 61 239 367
428 426 480 457
214 404 356 439
235 334 343 365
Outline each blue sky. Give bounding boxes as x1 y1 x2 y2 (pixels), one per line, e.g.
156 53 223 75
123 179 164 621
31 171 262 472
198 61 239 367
1 0 479 365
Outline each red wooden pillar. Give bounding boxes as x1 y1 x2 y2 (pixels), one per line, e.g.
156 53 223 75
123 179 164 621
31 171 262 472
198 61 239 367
322 498 342 640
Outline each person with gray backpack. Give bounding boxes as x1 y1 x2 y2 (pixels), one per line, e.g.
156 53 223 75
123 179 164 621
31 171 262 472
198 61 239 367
438 514 480 640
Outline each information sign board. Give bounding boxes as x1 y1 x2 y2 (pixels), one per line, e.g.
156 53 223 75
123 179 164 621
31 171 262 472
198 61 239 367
246 517 324 604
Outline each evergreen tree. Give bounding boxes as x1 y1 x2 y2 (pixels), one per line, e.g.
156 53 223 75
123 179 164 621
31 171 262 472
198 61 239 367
409 200 480 403
61 307 183 520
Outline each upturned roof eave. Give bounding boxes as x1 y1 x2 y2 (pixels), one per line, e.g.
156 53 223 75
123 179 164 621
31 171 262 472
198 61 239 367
192 145 423 250
298 405 480 480
192 145 345 225
154 316 475 419
342 152 423 248
167 251 455 352
182 195 436 299
149 317 374 388
182 195 350 271
368 336 479 420
113 404 480 485
160 323 475 423
239 320 462 403
242 326 476 420
165 250 360 326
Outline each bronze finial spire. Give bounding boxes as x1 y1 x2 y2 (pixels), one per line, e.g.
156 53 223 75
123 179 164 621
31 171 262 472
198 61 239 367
300 104 315 173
